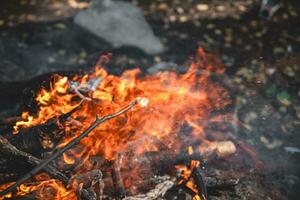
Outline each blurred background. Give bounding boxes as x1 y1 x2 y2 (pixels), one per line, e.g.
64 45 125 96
0 0 299 199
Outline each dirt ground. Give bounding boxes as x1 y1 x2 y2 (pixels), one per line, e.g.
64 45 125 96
0 0 299 199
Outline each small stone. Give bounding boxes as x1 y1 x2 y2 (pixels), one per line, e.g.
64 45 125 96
0 20 4 26
196 4 208 11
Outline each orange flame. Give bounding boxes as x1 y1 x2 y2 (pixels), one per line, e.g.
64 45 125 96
5 48 231 199
0 178 76 200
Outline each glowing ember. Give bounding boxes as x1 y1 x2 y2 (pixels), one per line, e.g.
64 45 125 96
136 97 149 107
3 48 232 199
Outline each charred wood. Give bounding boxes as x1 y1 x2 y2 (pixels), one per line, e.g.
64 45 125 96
111 153 126 199
122 141 237 175
0 136 69 184
6 102 82 156
69 169 104 200
191 167 207 199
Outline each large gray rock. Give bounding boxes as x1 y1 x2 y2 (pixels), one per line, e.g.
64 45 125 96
74 0 164 55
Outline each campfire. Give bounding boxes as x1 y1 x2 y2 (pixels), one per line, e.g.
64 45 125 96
0 48 244 200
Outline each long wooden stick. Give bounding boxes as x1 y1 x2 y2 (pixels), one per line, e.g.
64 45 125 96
0 97 147 197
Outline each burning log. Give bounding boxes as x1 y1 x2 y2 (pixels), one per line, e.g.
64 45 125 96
0 97 148 197
198 141 237 160
93 141 237 197
5 102 83 156
124 141 237 173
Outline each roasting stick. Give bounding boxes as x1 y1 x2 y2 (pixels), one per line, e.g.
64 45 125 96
0 97 149 197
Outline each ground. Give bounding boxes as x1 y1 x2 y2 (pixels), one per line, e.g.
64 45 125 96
0 0 299 199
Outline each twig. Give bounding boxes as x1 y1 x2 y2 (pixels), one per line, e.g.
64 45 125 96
0 97 148 197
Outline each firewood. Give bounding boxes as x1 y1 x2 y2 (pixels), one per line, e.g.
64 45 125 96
0 134 105 200
121 141 236 175
0 136 69 184
6 101 82 156
198 141 237 159
0 97 148 197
